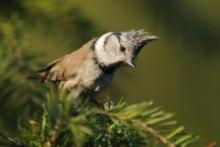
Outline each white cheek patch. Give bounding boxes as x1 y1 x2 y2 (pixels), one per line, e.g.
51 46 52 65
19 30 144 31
95 32 113 51
105 35 120 54
95 32 116 65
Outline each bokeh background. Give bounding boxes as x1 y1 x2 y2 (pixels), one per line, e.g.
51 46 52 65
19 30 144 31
0 0 219 145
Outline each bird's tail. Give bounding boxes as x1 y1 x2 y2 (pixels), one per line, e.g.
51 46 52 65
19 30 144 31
26 72 45 82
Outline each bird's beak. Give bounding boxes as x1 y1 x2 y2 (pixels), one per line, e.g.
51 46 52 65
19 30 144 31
125 60 136 68
146 35 159 42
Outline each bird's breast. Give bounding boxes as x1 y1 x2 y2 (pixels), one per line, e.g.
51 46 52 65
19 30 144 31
66 58 115 97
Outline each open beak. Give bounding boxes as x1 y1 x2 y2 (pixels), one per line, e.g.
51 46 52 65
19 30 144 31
125 60 136 68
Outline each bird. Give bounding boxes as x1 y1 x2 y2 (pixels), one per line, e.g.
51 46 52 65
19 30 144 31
37 30 158 102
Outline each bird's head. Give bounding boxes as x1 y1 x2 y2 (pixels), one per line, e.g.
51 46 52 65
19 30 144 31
94 30 158 68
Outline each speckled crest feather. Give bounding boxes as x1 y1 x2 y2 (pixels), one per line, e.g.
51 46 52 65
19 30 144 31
124 29 159 48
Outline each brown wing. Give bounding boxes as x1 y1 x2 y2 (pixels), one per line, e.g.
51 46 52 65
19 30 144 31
37 39 95 83
37 57 66 82
38 53 82 83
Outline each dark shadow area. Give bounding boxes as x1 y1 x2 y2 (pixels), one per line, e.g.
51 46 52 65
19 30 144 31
0 0 25 16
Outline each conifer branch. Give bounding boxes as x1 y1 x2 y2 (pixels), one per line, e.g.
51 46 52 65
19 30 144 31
99 111 175 146
0 89 203 147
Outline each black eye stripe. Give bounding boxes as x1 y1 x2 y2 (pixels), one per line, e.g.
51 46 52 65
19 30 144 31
103 32 121 49
112 32 121 43
104 35 111 48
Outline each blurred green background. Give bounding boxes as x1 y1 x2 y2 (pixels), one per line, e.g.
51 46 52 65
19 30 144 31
0 0 219 144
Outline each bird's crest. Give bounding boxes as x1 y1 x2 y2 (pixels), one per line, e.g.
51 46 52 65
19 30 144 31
124 29 159 48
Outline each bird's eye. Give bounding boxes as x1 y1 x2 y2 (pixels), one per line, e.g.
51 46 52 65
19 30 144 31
120 46 126 52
